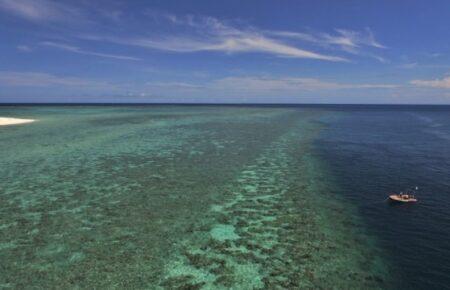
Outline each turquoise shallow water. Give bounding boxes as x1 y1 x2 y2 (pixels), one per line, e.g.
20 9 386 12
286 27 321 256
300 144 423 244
0 106 391 288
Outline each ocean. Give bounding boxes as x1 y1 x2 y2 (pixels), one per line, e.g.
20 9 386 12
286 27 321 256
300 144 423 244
316 106 450 289
0 105 449 289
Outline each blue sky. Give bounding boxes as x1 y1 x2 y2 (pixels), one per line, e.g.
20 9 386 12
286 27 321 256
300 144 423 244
1 0 449 103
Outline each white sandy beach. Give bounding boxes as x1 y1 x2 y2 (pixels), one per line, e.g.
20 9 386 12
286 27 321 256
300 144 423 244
0 117 35 126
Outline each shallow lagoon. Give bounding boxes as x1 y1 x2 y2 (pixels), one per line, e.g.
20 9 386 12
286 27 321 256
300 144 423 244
1 106 392 288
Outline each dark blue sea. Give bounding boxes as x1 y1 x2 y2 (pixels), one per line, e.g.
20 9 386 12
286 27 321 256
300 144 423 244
315 106 450 289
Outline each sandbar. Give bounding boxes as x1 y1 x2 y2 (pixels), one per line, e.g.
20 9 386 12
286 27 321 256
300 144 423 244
0 117 35 126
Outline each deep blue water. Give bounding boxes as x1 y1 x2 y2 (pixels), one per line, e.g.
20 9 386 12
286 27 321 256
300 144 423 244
316 107 450 289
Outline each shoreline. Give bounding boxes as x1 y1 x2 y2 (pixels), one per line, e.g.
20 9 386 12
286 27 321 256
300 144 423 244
0 117 35 126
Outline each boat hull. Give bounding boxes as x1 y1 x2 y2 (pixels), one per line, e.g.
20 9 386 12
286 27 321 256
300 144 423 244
389 194 417 203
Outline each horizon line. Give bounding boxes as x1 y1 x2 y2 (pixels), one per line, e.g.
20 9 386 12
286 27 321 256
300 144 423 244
1 102 450 106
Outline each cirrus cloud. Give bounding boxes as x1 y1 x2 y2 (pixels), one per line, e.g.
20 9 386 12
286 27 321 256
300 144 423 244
210 76 397 93
40 41 141 61
0 0 82 23
81 15 349 62
410 76 450 89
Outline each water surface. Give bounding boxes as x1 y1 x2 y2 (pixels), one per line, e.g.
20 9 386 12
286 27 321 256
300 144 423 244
1 105 448 289
316 106 450 289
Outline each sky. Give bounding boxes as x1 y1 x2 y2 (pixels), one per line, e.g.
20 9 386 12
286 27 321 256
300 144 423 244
0 0 450 104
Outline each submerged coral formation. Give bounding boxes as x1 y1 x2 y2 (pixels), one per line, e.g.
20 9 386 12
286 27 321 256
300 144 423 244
161 119 389 289
0 106 391 288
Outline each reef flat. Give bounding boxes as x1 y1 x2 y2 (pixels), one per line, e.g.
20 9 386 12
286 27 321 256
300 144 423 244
0 106 390 289
160 115 389 289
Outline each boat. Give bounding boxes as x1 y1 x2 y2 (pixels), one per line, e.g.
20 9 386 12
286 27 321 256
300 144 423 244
388 187 418 203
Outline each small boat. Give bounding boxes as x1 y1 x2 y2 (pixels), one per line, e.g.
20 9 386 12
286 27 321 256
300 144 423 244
388 187 418 203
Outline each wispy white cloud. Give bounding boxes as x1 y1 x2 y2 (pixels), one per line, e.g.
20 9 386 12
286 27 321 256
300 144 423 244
268 27 386 61
411 76 450 89
82 15 347 62
398 62 418 69
272 28 385 49
0 71 111 88
2 2 385 63
332 28 386 49
131 15 386 62
40 41 140 61
0 0 82 23
424 52 442 58
124 36 347 61
397 61 450 70
211 76 397 92
141 76 398 100
0 67 408 101
125 75 399 103
145 81 204 89
0 70 400 102
17 45 32 52
0 0 131 27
